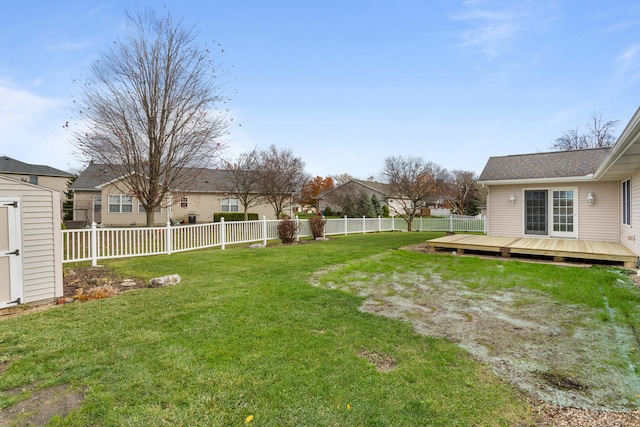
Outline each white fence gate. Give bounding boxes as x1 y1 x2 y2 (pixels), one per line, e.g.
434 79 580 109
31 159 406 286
63 215 486 266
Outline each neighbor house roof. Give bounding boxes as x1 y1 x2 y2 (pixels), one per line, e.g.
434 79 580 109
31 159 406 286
70 163 238 193
478 148 611 183
318 179 396 200
0 156 73 178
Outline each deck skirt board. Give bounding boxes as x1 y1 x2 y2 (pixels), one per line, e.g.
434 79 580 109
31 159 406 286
427 235 638 267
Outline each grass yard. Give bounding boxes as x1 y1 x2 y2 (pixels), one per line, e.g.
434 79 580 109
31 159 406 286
3 232 639 425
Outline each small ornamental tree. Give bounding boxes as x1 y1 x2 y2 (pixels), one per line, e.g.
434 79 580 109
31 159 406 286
308 216 326 239
277 218 300 244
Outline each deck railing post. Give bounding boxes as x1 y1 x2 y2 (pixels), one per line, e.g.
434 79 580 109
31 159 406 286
221 217 226 250
90 222 98 267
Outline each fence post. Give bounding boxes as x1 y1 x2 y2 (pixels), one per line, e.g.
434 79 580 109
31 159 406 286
166 221 172 255
221 217 226 250
378 215 382 232
295 215 300 242
344 215 348 236
90 222 97 267
391 214 395 232
322 215 326 238
362 215 366 234
449 215 453 232
483 215 487 234
262 216 267 246
420 216 423 231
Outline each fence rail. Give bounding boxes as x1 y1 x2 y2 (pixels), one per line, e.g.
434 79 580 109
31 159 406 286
62 215 485 266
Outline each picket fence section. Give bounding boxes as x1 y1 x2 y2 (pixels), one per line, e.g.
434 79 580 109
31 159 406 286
62 215 485 266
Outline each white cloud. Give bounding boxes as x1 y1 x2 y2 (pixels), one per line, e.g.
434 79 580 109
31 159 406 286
452 0 557 58
616 44 640 83
0 81 79 172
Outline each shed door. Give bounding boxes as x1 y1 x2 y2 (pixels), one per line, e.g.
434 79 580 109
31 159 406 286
0 198 23 308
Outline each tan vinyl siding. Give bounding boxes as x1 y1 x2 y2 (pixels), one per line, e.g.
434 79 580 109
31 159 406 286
0 177 62 304
620 168 640 255
576 181 619 242
488 181 620 241
486 185 522 237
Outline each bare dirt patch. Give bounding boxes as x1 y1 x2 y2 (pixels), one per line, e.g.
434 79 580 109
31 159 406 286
309 249 640 425
0 383 84 426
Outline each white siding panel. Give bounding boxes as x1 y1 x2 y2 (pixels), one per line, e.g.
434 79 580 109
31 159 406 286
0 176 62 304
621 168 640 255
577 181 619 242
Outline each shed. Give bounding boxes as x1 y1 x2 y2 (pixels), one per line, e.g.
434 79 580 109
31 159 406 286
0 176 63 308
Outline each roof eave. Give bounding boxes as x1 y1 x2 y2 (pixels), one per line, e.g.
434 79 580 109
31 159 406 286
478 175 597 186
594 106 640 179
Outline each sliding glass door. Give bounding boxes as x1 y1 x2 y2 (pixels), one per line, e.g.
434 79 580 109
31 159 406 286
524 189 577 238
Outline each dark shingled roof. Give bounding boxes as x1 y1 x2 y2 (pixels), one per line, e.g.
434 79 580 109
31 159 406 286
70 163 238 193
478 148 611 182
0 156 73 177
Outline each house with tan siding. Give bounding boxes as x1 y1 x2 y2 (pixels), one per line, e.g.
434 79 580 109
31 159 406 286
0 156 73 195
70 163 277 226
478 106 640 257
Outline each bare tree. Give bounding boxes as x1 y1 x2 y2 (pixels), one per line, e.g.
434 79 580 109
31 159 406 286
226 148 263 221
383 156 446 231
331 173 354 186
552 112 619 151
258 145 308 218
70 10 229 226
443 170 479 215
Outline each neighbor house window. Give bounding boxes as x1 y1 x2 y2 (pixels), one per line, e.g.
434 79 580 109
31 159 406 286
138 202 161 213
221 197 239 212
29 176 38 185
93 196 102 213
623 179 631 226
180 197 188 208
108 195 133 213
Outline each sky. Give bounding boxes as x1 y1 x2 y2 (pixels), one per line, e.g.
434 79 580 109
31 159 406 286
1 1 639 180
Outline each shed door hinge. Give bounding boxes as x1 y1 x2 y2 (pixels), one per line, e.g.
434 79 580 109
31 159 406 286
3 201 17 208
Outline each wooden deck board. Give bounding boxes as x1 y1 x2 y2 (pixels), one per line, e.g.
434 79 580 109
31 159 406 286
428 234 638 267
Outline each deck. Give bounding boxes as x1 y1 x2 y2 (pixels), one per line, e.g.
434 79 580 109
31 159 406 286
427 234 639 268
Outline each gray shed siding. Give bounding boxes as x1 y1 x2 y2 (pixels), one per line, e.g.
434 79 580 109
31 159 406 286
0 176 62 304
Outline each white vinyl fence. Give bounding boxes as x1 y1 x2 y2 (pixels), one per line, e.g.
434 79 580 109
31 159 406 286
62 215 485 266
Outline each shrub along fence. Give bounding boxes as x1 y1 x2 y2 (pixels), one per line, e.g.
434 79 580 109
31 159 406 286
62 215 485 266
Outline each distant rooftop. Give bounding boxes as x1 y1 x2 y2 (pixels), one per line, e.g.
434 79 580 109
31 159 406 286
0 156 73 178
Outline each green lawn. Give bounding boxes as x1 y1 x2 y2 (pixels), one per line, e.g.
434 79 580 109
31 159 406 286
0 232 575 425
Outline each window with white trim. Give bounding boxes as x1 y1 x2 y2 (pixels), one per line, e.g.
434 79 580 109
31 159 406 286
138 202 162 213
221 197 239 212
623 179 631 226
108 195 133 213
180 197 188 208
93 196 102 213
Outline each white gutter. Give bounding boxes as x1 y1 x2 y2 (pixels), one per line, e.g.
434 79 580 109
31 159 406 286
478 175 597 186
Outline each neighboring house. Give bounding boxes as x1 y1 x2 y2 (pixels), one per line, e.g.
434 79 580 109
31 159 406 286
0 156 73 195
70 163 277 226
317 179 406 216
478 106 640 256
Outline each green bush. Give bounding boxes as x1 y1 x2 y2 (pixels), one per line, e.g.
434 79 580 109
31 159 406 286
213 213 259 222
